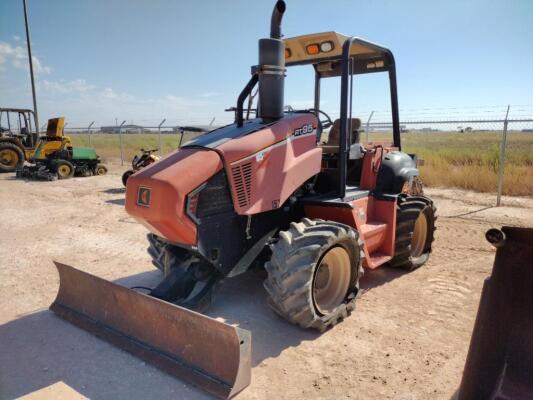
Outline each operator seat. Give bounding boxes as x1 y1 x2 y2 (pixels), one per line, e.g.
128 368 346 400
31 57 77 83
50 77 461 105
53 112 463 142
321 118 364 159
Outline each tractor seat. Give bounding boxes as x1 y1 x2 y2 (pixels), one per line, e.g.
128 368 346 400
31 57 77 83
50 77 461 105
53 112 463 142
321 118 364 159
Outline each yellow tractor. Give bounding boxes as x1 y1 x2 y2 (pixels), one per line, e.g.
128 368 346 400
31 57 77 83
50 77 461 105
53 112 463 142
0 108 39 172
16 117 108 180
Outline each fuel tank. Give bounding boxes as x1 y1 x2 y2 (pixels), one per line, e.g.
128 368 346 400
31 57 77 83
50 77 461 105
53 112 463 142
126 113 322 246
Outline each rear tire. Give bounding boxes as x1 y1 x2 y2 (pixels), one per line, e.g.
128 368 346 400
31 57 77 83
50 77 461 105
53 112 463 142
54 159 75 179
122 169 134 186
389 195 437 271
264 218 364 332
0 143 24 172
95 164 108 175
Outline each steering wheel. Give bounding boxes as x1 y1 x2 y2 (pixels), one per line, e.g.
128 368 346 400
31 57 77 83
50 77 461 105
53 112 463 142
307 109 334 129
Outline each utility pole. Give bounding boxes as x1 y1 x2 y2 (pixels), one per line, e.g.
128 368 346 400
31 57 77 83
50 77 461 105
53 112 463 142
23 0 39 133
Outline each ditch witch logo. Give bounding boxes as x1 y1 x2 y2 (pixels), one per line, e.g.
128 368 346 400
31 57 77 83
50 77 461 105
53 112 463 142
137 186 151 207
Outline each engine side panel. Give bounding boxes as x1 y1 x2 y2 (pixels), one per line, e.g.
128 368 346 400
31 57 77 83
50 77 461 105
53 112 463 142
125 148 223 245
218 114 322 215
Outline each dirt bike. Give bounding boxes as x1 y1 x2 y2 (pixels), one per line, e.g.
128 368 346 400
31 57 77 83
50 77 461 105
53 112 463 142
122 148 160 186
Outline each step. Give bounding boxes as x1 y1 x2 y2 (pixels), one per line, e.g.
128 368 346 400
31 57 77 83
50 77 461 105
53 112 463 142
360 221 387 238
365 252 392 269
359 222 390 264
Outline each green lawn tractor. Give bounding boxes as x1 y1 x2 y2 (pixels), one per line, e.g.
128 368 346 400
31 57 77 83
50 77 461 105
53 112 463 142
17 117 108 181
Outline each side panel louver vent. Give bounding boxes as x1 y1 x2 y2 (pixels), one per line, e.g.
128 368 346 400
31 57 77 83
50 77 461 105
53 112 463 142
231 162 253 208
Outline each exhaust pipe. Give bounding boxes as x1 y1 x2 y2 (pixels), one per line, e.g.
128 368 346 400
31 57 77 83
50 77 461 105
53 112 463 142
270 0 286 39
257 0 286 122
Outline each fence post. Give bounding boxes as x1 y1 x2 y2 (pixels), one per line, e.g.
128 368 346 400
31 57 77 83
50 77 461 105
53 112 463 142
158 118 166 156
496 105 511 207
87 121 94 146
365 111 374 143
119 120 126 166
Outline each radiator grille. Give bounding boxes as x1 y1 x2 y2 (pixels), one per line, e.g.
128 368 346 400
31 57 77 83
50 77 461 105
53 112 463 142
196 170 233 218
231 162 253 208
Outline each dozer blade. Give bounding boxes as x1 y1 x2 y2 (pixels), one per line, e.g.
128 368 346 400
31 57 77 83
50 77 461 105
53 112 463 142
50 262 251 399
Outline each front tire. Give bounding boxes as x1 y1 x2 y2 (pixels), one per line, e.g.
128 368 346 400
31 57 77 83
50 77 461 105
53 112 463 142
54 159 75 179
264 219 364 332
122 169 134 186
389 195 436 271
0 143 24 172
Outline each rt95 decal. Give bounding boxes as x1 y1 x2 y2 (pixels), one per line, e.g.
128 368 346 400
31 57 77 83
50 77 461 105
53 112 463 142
293 123 314 137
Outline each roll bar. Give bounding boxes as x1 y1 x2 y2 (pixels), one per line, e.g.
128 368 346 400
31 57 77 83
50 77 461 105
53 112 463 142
338 37 401 198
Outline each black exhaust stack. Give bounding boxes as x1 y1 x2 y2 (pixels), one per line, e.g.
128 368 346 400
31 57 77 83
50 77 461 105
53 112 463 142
257 0 286 122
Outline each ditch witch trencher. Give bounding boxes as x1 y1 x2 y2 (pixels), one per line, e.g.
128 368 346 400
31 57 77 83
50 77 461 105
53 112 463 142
51 1 436 398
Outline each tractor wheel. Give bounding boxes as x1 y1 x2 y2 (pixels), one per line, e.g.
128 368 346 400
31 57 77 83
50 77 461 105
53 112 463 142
95 164 108 176
55 160 75 179
122 169 134 186
147 233 219 312
0 143 24 172
388 195 437 271
264 218 364 332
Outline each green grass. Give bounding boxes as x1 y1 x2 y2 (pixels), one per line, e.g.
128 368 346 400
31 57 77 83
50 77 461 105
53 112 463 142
69 131 533 196
69 131 202 162
365 131 533 196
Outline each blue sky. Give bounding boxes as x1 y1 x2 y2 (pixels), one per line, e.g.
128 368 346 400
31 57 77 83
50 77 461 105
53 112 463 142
1 0 532 127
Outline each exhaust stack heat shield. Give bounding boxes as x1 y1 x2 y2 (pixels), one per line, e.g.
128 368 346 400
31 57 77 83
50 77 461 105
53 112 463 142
50 262 251 399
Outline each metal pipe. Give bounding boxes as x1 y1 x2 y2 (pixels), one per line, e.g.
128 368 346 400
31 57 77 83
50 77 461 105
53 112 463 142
496 105 511 207
257 0 286 122
119 120 126 166
178 129 185 148
23 0 39 134
388 60 401 149
365 111 374 143
237 74 259 127
314 72 320 111
270 0 286 39
349 58 354 143
87 121 94 146
338 38 352 199
158 118 166 156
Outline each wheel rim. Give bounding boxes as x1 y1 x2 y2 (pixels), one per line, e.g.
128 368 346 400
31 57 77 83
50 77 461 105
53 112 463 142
313 246 351 315
96 167 106 175
0 149 19 167
411 211 428 257
57 164 71 178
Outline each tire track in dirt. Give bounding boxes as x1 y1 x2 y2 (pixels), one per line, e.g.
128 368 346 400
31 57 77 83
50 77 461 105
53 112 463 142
424 274 473 320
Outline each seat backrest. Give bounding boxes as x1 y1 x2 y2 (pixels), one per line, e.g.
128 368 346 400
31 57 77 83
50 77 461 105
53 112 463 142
326 118 361 146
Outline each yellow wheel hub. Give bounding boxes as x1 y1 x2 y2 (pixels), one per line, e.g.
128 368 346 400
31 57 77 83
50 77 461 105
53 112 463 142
0 149 19 167
57 164 72 178
313 246 351 315
411 211 428 257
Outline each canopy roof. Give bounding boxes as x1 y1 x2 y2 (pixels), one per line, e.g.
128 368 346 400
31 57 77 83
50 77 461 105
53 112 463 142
283 31 394 77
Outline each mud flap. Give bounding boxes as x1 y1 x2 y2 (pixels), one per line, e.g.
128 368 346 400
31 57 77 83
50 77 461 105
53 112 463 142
50 262 251 399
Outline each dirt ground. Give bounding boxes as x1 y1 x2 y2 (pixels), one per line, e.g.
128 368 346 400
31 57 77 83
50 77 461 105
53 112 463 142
1 163 532 400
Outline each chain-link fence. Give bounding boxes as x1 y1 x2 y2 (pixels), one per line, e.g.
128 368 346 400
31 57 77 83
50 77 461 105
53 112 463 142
59 106 533 200
361 109 533 200
65 124 209 166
